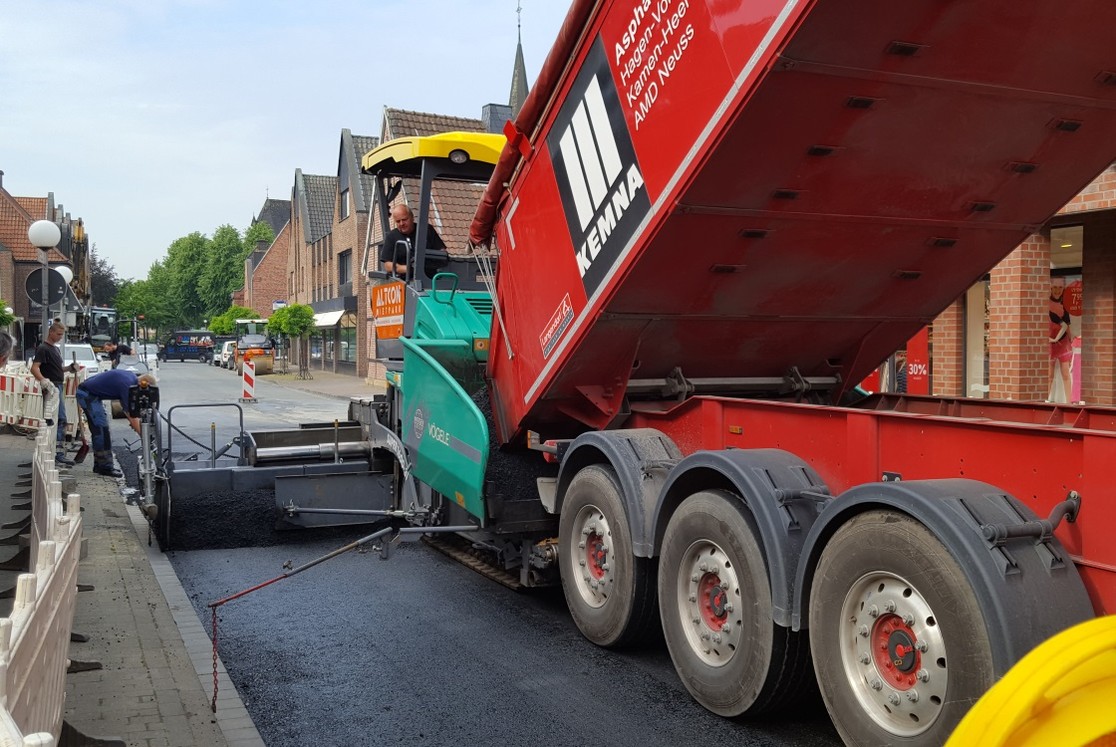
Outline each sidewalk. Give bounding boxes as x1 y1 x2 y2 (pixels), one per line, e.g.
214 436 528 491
0 367 381 746
0 427 265 747
263 367 387 401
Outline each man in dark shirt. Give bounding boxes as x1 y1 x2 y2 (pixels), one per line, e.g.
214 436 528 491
31 322 75 466
76 368 154 477
379 204 446 278
103 340 133 368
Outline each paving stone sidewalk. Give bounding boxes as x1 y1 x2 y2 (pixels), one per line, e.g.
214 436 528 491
0 428 264 747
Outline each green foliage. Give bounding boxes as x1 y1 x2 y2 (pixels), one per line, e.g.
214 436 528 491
165 233 209 325
243 221 276 262
0 300 14 327
268 303 314 337
114 261 181 339
198 225 247 318
209 305 258 335
89 246 120 307
94 215 284 334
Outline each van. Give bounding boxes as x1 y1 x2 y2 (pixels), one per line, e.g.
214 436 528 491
160 330 216 363
219 340 237 369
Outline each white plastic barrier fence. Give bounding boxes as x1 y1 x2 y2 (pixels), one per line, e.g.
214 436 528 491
0 429 83 746
60 372 84 440
0 372 17 426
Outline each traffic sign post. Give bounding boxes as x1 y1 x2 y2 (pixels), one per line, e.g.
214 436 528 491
25 266 68 344
25 267 68 307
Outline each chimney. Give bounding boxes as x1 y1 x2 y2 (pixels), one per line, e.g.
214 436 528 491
0 170 4 189
482 103 512 134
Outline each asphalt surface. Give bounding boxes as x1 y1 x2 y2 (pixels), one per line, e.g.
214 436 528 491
111 364 842 747
172 540 838 747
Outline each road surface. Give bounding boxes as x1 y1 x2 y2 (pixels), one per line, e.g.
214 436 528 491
114 363 842 747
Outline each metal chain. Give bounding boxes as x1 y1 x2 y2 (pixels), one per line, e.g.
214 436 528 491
210 608 220 713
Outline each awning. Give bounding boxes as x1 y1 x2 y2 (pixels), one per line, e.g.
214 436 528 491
313 310 344 327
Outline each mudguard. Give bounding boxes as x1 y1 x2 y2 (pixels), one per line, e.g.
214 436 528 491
792 478 1095 675
650 449 829 627
554 429 683 557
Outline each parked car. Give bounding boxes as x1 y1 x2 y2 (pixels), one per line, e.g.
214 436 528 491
60 343 105 374
123 343 161 380
219 340 237 369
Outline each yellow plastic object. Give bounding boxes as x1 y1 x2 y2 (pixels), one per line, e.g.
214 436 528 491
947 615 1116 747
361 132 506 174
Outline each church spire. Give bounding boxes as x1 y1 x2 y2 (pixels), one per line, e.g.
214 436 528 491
509 1 529 117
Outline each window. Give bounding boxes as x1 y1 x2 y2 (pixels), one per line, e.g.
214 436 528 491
340 313 357 363
340 189 350 220
339 250 352 286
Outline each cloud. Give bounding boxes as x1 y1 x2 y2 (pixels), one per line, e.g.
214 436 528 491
1 0 568 280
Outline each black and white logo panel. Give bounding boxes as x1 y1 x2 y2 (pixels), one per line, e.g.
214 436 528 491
548 37 650 296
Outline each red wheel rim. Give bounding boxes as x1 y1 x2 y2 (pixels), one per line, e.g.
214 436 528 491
585 532 607 579
698 572 728 631
872 613 921 690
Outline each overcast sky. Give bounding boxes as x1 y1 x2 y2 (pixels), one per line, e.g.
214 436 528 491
0 1 569 280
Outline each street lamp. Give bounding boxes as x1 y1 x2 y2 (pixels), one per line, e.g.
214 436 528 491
27 220 61 342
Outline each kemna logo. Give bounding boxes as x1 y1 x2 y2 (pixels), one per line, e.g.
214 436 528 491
549 37 650 295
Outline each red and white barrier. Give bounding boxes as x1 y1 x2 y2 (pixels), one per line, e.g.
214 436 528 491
15 375 44 430
0 369 85 435
239 358 257 403
61 372 82 439
0 372 17 425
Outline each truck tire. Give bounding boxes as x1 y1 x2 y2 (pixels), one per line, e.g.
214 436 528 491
559 464 657 648
809 510 994 745
659 489 810 717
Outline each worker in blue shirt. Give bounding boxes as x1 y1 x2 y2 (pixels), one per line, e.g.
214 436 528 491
76 368 156 477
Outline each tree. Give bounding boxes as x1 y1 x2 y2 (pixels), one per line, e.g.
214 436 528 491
209 305 258 336
115 260 181 340
243 221 276 262
269 304 315 378
164 233 208 327
198 225 247 318
0 300 14 327
89 246 120 307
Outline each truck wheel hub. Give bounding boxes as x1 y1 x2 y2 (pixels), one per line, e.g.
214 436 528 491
677 539 739 667
839 571 950 737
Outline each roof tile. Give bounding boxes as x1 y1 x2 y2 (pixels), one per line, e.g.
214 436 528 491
0 192 64 262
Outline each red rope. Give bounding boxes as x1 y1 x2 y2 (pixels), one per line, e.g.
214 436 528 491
204 526 393 711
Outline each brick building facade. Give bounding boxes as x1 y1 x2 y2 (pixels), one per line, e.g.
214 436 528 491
244 221 292 318
931 164 1116 405
0 172 85 355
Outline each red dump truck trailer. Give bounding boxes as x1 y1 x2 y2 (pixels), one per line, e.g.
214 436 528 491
460 0 1116 743
162 1 1116 745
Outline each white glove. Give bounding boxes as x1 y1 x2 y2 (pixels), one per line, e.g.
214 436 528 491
40 380 56 394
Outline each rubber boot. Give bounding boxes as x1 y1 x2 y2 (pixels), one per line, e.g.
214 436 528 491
56 447 75 468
